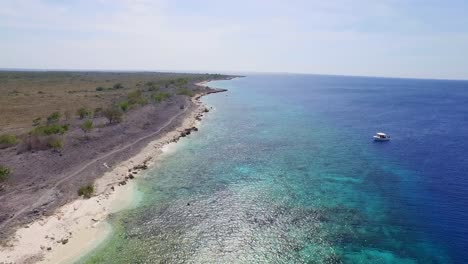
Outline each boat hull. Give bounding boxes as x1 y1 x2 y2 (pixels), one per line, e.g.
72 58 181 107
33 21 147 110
373 136 390 141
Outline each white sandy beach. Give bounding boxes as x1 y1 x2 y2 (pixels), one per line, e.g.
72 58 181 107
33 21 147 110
0 88 213 264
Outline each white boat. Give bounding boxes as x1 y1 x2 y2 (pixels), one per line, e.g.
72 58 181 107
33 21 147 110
373 132 390 141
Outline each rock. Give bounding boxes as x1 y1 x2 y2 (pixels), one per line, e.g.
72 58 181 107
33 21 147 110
192 127 198 131
111 186 115 191
180 132 187 137
133 164 148 170
47 247 52 251
187 202 190 206
132 171 137 174
119 181 127 186
129 174 135 179
203 108 209 113
61 238 68 245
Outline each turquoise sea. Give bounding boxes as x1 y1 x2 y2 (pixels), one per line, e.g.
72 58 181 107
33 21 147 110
80 74 468 263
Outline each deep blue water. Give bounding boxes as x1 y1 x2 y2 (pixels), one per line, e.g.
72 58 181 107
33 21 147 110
81 74 468 263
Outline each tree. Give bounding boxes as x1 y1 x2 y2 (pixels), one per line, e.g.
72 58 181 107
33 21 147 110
113 83 124 90
80 120 93 138
77 107 91 119
64 111 71 121
78 184 94 198
103 107 123 124
47 112 61 124
94 107 103 117
127 90 145 105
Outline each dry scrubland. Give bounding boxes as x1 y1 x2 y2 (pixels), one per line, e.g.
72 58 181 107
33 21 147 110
0 71 220 134
0 71 232 239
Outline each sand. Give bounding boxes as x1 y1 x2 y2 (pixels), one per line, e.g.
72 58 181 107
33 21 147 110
0 87 219 264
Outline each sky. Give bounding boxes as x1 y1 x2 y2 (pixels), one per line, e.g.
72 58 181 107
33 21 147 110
1 0 468 79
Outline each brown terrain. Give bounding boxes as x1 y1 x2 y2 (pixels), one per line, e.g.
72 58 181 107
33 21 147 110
0 71 235 241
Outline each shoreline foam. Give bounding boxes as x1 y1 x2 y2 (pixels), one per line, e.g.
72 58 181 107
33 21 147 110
0 83 223 264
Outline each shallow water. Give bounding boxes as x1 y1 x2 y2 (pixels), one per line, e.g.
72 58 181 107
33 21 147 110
80 75 468 263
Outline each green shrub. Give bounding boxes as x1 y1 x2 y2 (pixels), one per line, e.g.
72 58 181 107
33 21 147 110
78 184 94 198
176 78 188 86
112 83 124 90
154 92 171 102
127 90 146 105
103 107 123 124
0 166 10 182
81 120 93 134
118 101 129 112
77 107 92 119
96 86 105 91
47 137 63 150
31 124 69 136
0 134 19 149
47 112 61 123
177 88 194 97
146 81 159 92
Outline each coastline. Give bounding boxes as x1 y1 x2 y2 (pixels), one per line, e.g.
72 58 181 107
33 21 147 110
0 82 226 264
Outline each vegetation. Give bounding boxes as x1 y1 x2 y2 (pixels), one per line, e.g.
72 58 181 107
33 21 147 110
64 111 71 120
81 120 93 135
177 88 194 97
103 107 123 124
0 71 232 133
145 81 159 91
0 166 10 182
154 92 171 102
169 77 188 86
47 112 61 124
78 184 94 198
127 90 147 105
94 107 103 117
118 90 148 112
77 107 92 119
32 117 42 126
118 101 130 112
113 83 124 90
31 124 69 136
0 134 19 149
47 137 63 150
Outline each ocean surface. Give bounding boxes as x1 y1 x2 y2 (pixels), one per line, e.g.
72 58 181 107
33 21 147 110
80 74 468 263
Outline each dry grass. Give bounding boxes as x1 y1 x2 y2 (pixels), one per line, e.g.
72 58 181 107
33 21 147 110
0 71 219 134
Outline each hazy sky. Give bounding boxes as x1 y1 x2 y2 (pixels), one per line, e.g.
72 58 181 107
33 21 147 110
1 0 468 79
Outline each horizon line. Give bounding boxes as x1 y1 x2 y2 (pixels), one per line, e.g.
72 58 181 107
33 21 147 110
1 67 467 82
